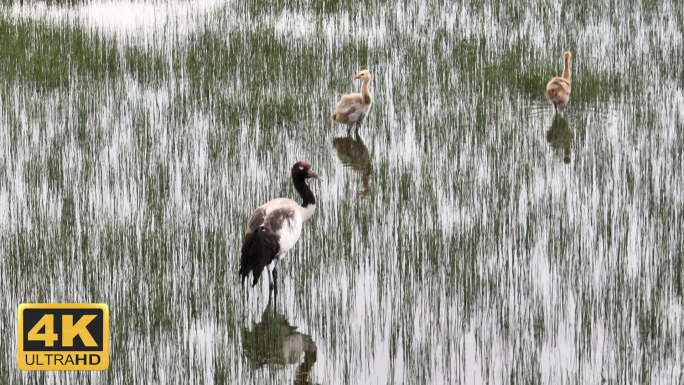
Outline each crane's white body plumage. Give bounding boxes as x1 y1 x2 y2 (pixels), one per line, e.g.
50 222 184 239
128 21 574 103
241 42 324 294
246 198 316 261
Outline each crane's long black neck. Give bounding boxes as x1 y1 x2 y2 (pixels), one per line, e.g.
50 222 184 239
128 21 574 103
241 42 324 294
293 177 316 207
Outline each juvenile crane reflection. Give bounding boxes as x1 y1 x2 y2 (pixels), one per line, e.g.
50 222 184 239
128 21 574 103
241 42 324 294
332 132 372 199
546 115 573 164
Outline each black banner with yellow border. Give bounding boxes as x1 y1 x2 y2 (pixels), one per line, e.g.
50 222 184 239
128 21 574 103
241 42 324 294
18 304 109 370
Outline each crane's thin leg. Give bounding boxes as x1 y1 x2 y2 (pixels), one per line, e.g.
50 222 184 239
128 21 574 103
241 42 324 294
272 264 278 295
267 260 275 290
266 259 280 293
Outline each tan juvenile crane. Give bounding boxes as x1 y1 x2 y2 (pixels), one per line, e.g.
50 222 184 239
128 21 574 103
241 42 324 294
545 52 572 113
331 70 373 132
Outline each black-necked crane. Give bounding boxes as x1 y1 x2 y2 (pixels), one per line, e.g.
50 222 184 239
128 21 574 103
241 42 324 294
545 52 572 113
331 70 373 132
239 162 322 294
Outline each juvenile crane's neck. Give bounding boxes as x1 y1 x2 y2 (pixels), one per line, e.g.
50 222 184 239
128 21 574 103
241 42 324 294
562 57 571 82
293 178 317 221
361 79 372 104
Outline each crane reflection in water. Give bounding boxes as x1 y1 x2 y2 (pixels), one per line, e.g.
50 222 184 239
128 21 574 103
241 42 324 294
332 131 372 199
546 115 573 164
241 296 319 384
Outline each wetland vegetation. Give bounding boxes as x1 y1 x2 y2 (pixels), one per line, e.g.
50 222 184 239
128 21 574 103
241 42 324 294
0 0 683 383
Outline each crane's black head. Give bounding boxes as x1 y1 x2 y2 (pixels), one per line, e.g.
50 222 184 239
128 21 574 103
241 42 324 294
291 162 323 181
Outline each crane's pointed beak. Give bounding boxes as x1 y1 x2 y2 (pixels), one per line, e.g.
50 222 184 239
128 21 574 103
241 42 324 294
353 74 362 80
307 169 323 181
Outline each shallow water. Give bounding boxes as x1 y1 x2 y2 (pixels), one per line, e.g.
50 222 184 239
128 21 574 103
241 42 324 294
1 0 683 384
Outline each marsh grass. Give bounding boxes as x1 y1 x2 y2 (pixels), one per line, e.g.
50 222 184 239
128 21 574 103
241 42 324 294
0 17 119 89
238 0 391 16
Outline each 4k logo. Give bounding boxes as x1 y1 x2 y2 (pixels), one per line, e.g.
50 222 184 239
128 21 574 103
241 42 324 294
18 304 109 370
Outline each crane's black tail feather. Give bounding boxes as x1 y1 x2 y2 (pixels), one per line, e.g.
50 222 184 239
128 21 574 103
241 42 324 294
240 227 279 287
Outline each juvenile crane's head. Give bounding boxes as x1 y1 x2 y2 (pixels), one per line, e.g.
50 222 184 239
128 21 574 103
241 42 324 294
354 70 372 82
564 51 571 60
